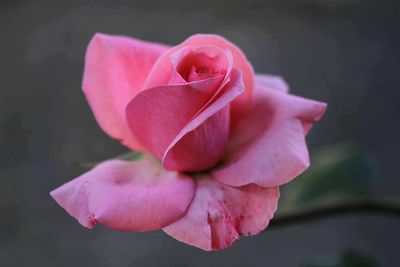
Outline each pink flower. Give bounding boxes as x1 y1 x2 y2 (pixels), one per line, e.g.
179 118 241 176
51 33 327 251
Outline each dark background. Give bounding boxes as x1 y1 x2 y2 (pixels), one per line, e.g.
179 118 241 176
1 0 399 266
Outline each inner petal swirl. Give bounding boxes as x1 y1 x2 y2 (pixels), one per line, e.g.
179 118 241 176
171 46 233 83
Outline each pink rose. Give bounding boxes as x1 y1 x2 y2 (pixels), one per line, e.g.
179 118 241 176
51 33 327 250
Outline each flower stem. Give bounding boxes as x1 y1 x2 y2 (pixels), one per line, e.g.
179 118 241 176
268 197 400 229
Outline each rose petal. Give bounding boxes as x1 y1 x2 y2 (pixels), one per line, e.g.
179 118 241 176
83 33 168 150
162 106 230 172
50 156 195 231
255 73 289 93
125 75 224 160
163 176 279 251
163 69 245 172
212 82 327 187
143 34 254 121
170 45 233 83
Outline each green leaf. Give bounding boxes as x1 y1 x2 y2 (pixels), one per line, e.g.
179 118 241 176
280 142 379 210
115 151 143 161
300 250 379 267
72 151 143 169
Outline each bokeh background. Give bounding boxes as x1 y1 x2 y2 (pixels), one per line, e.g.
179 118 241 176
1 0 399 266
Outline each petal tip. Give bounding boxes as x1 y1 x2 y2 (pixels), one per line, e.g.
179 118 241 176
314 101 328 121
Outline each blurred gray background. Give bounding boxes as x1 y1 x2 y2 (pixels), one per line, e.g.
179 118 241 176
1 0 399 266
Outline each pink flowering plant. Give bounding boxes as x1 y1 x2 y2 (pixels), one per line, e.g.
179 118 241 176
51 33 326 251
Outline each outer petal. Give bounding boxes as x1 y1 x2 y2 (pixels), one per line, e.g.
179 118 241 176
163 176 279 251
125 75 224 160
163 70 245 172
143 34 254 121
126 70 245 172
83 33 169 150
50 156 195 231
255 73 289 93
212 83 327 188
163 106 230 172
